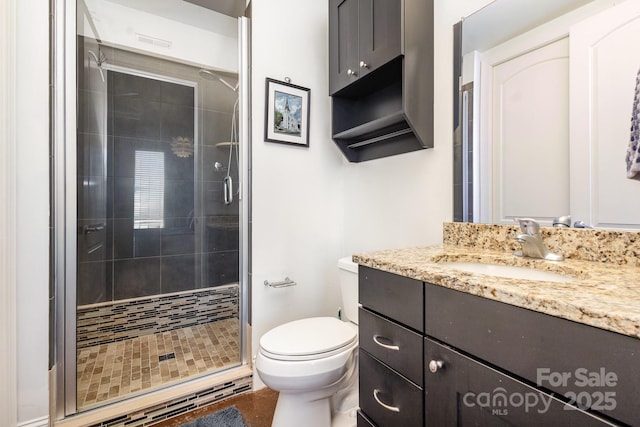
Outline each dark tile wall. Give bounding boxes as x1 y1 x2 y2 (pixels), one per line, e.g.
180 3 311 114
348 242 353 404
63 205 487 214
77 40 240 305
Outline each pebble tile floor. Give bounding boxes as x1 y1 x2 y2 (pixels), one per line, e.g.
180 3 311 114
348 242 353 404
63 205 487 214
76 318 240 410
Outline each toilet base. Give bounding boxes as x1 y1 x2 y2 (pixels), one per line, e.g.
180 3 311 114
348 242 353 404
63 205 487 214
331 388 358 427
271 392 331 427
269 353 359 427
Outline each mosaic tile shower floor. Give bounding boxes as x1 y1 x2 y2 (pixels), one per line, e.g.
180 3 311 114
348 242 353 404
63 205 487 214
77 318 240 410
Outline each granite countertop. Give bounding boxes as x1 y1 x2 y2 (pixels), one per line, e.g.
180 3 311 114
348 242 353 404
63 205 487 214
353 244 640 340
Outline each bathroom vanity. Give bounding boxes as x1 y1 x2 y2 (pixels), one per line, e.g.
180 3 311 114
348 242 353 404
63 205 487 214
354 223 640 426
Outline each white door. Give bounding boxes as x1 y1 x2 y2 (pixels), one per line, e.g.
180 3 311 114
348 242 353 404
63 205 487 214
488 37 570 225
571 0 640 229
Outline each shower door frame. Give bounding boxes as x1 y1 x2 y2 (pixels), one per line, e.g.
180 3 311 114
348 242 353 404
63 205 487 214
52 0 251 419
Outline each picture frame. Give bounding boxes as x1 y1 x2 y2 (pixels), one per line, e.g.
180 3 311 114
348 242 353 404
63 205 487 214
264 78 310 147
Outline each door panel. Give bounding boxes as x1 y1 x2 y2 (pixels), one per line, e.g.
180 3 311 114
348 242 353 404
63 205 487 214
571 0 640 229
490 37 570 225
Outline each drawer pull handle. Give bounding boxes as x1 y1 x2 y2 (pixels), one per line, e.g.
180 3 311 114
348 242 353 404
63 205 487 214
373 389 400 413
428 359 444 373
373 335 399 351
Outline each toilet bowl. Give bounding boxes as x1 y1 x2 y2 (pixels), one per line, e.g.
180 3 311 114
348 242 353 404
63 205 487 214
255 257 359 427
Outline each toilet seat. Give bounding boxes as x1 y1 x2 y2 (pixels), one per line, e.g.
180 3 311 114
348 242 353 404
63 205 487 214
259 317 357 361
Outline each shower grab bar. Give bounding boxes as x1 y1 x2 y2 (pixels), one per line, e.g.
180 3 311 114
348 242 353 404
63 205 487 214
82 223 105 234
264 277 297 288
87 243 103 255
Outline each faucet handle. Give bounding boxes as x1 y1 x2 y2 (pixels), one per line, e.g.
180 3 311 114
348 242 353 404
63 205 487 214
552 215 571 228
514 218 541 236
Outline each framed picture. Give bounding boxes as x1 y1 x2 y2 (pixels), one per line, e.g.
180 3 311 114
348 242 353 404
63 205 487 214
264 78 310 147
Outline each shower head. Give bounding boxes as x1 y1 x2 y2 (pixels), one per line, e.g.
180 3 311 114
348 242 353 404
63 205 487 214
198 69 238 92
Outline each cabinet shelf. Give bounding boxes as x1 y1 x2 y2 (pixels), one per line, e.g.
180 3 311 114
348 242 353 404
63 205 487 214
332 110 405 140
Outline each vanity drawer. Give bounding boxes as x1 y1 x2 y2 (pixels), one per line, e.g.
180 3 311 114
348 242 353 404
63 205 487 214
425 282 640 426
359 349 423 427
356 410 376 427
359 266 424 332
359 307 423 386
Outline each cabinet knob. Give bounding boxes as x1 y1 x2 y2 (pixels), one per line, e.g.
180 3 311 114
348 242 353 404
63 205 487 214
347 68 357 76
428 359 444 373
360 60 369 69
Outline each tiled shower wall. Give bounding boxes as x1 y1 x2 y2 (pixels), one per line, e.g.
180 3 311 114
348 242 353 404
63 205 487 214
77 285 239 349
77 37 240 305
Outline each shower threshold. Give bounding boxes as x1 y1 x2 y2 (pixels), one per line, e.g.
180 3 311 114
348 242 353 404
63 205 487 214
76 318 240 411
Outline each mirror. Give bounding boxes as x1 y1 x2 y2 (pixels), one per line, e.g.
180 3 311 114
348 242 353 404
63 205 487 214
453 0 640 229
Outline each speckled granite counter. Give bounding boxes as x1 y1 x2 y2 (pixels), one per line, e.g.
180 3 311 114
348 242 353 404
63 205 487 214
353 223 640 339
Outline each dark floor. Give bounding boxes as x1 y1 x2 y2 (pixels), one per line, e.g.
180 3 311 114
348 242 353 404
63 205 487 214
153 387 278 427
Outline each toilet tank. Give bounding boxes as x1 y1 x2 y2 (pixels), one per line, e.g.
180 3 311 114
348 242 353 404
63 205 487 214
338 257 359 324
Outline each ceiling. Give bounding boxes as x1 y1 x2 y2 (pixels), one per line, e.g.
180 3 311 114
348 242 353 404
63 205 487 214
462 0 593 54
183 0 246 18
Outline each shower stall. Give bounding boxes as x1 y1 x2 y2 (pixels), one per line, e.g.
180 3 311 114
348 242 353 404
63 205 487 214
54 0 250 422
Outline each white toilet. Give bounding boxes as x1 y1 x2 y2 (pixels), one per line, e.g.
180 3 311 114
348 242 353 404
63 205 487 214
255 257 359 427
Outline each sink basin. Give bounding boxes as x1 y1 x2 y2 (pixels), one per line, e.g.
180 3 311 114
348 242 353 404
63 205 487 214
441 262 574 283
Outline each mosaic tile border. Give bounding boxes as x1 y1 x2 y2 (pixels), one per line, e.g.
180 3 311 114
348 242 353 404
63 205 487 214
88 374 253 427
443 222 640 266
77 285 239 349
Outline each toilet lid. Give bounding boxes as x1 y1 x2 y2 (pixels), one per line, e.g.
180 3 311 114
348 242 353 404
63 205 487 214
260 317 357 360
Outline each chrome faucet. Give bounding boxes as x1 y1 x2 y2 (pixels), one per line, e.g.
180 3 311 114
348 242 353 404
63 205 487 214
513 218 564 261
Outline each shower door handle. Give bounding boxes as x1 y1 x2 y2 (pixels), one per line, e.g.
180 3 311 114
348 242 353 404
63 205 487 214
223 176 233 205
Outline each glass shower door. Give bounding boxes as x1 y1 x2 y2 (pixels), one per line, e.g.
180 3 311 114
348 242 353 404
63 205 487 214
67 0 245 414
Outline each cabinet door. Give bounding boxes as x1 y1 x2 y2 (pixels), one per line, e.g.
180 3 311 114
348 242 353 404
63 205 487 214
329 0 360 94
424 339 615 427
358 0 402 80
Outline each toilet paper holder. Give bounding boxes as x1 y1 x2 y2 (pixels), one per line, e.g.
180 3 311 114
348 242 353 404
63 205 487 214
264 277 297 288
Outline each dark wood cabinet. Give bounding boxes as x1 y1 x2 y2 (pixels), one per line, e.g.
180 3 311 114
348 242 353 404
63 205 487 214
329 0 402 95
424 338 614 427
358 266 635 426
329 0 359 94
328 0 433 162
358 266 424 426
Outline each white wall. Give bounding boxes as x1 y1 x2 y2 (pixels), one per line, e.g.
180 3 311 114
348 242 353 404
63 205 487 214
249 0 495 390
250 0 345 387
341 0 495 255
1 1 18 426
15 0 50 425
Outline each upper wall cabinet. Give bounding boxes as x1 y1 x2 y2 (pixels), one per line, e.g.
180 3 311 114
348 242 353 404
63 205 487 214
329 0 401 95
329 0 434 162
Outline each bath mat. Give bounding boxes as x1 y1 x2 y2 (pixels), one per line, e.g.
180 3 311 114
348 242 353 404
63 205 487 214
180 406 247 427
